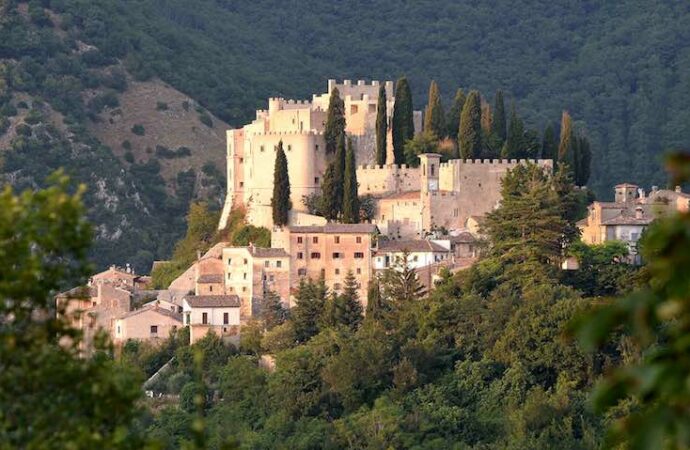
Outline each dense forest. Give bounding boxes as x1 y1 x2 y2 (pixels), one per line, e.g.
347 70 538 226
36 0 690 195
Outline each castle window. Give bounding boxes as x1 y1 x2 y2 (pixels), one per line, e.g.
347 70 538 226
260 145 265 152
223 313 229 325
313 236 319 244
202 313 208 325
430 164 435 176
314 177 319 184
321 268 326 278
242 287 247 292
264 260 270 268
239 182 244 188
227 273 231 279
297 252 304 259
227 258 232 265
297 236 303 244
335 268 340 275
239 158 244 163
315 144 319 151
150 325 158 335
356 237 362 244
244 258 248 265
209 286 213 292
287 144 292 151
334 236 340 244
354 252 364 259
298 268 307 276
276 261 282 268
356 268 361 274
310 252 321 259
269 274 275 282
332 252 342 259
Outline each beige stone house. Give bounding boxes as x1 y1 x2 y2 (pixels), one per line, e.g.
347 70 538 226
271 223 378 306
182 295 241 344
221 244 290 317
114 305 182 343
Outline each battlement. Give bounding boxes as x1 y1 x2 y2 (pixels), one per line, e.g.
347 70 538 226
439 158 552 168
357 163 419 171
248 130 323 137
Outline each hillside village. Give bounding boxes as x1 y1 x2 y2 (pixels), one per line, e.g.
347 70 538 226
56 79 690 352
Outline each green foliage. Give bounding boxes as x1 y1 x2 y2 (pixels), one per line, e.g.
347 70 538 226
156 101 168 110
392 77 414 165
291 278 328 343
459 90 482 158
541 123 557 160
423 80 446 138
574 153 690 449
198 111 213 127
342 137 359 224
446 88 466 144
319 163 337 221
261 290 289 331
375 84 387 166
0 173 144 447
131 123 145 135
403 130 439 167
324 87 345 155
271 141 291 227
333 132 346 216
492 89 507 142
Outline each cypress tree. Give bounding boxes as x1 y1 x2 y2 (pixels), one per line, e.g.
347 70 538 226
446 88 466 143
541 123 557 160
481 100 492 136
577 136 592 186
324 87 346 155
271 141 291 227
333 132 346 216
375 84 387 166
558 111 576 170
366 278 387 321
392 77 414 165
458 90 482 159
502 105 525 158
320 163 338 221
342 137 360 223
492 90 507 142
423 80 445 138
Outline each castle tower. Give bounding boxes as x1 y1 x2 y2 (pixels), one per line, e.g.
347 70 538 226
614 183 638 204
419 153 441 195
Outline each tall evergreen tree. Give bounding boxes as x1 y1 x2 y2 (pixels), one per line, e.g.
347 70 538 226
271 141 291 227
577 136 592 186
492 90 507 142
342 138 360 223
481 100 492 136
320 163 338 221
541 123 558 160
333 271 363 330
333 132 346 216
375 84 387 166
392 77 414 165
380 251 425 306
324 87 346 155
458 90 482 159
365 278 385 320
292 278 327 343
558 111 575 169
261 290 288 331
446 88 466 144
502 105 525 158
423 80 445 138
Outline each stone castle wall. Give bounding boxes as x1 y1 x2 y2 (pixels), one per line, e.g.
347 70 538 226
357 164 421 196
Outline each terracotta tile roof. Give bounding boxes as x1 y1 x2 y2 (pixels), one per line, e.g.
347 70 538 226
289 223 379 234
118 305 182 321
249 247 289 258
197 274 224 284
377 239 450 253
57 286 96 298
185 295 241 308
449 232 477 243
601 213 653 226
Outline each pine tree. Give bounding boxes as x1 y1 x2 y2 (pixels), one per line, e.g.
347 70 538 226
541 123 557 160
458 90 482 159
320 163 338 221
392 77 414 165
380 251 425 306
333 271 363 330
333 132 346 216
261 290 288 331
292 278 327 343
423 80 445 138
492 90 507 142
558 111 575 169
324 87 346 155
446 88 466 144
502 105 525 158
375 84 387 166
342 137 360 223
271 141 291 227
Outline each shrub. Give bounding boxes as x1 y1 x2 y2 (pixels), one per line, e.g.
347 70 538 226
198 112 213 128
24 109 44 125
131 124 145 135
16 123 32 136
182 101 190 111
122 140 132 150
0 117 9 135
124 151 134 163
156 101 169 111
16 101 28 109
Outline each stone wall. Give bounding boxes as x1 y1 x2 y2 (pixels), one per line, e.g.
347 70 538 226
357 164 420 196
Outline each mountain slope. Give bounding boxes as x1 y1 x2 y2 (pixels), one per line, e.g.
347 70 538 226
51 0 690 196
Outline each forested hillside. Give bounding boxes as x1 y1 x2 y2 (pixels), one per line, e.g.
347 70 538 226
43 0 690 195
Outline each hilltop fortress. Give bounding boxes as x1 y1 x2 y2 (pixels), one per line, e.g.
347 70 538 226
220 79 553 238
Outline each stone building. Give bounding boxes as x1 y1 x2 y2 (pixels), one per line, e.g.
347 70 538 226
219 79 422 229
182 295 241 344
114 305 182 343
221 244 291 317
271 223 379 306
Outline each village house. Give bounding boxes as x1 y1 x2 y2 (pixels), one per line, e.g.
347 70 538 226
221 244 291 318
182 295 241 344
114 305 182 343
373 239 451 271
271 223 379 306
